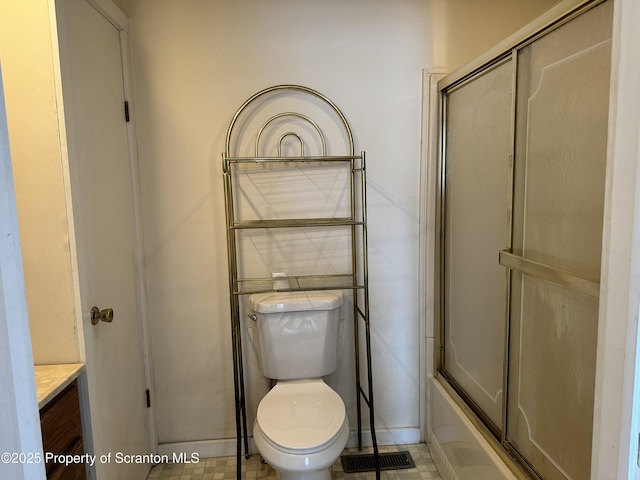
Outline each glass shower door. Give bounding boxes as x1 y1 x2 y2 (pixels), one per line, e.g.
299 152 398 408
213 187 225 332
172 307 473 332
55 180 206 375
442 59 513 432
439 1 613 478
506 2 612 478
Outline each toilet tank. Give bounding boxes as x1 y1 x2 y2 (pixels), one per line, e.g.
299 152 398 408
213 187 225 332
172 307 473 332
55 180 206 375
250 290 343 380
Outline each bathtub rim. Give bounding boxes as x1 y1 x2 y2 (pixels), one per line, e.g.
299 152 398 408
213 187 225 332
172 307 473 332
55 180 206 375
427 374 531 480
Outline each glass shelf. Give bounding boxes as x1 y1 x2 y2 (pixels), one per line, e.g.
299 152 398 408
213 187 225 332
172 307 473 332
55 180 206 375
225 155 361 164
234 274 362 295
231 217 363 229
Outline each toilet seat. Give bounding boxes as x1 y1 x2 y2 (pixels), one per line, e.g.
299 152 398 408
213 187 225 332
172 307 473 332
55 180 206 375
256 379 346 454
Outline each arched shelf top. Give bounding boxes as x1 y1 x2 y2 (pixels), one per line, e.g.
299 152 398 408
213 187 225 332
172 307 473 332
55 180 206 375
224 84 355 157
255 112 326 157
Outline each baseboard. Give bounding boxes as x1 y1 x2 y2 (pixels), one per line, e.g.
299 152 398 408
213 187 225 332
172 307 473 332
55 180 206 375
157 427 422 460
157 438 258 459
346 427 421 449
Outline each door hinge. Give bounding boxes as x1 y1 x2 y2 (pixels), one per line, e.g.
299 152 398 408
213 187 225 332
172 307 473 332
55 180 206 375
124 101 130 122
146 388 151 408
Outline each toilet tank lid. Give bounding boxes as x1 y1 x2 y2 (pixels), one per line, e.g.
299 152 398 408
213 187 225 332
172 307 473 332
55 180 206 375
250 291 343 314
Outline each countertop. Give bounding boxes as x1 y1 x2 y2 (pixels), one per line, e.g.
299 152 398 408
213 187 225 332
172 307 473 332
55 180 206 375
34 363 85 409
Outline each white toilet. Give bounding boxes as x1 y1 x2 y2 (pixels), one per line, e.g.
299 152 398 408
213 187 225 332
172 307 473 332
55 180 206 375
250 290 349 480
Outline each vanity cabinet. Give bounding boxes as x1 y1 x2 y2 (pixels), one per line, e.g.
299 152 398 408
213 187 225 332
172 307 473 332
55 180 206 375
40 380 85 480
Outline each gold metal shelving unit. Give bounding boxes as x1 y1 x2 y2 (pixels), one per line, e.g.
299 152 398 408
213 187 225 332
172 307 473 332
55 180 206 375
222 85 379 479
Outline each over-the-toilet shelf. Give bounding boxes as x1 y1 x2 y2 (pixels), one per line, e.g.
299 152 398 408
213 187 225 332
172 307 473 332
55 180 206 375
222 84 381 480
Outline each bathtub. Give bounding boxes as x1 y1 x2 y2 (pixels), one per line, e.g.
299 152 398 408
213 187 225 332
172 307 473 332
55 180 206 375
427 376 519 480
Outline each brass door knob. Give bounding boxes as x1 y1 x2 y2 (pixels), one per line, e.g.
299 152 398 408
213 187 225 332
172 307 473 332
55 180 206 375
91 306 114 325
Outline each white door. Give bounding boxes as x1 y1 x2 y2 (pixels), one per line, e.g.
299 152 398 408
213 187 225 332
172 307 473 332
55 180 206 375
55 1 150 478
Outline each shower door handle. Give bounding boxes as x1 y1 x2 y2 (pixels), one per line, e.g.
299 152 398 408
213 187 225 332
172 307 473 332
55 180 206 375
498 249 600 298
91 306 114 325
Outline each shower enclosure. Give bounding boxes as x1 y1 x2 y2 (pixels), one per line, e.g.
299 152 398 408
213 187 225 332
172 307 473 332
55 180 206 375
436 0 612 478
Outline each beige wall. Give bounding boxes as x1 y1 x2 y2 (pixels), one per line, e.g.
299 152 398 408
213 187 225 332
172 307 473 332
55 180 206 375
125 0 558 449
0 0 558 448
430 0 559 69
0 0 79 364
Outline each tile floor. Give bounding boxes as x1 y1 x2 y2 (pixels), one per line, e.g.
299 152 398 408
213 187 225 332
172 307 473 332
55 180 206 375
147 443 442 480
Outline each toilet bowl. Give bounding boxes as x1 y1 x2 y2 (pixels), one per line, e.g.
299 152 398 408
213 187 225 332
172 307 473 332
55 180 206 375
253 379 349 480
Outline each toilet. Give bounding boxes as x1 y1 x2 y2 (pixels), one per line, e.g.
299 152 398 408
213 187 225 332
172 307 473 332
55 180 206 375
250 290 348 480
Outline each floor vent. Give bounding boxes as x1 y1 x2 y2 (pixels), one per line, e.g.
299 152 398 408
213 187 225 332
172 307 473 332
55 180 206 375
341 451 416 473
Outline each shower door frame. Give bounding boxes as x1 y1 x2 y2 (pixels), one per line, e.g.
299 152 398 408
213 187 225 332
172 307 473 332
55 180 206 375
437 53 516 444
433 0 611 478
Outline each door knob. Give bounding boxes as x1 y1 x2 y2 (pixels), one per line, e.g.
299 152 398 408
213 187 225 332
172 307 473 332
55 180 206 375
91 306 114 325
